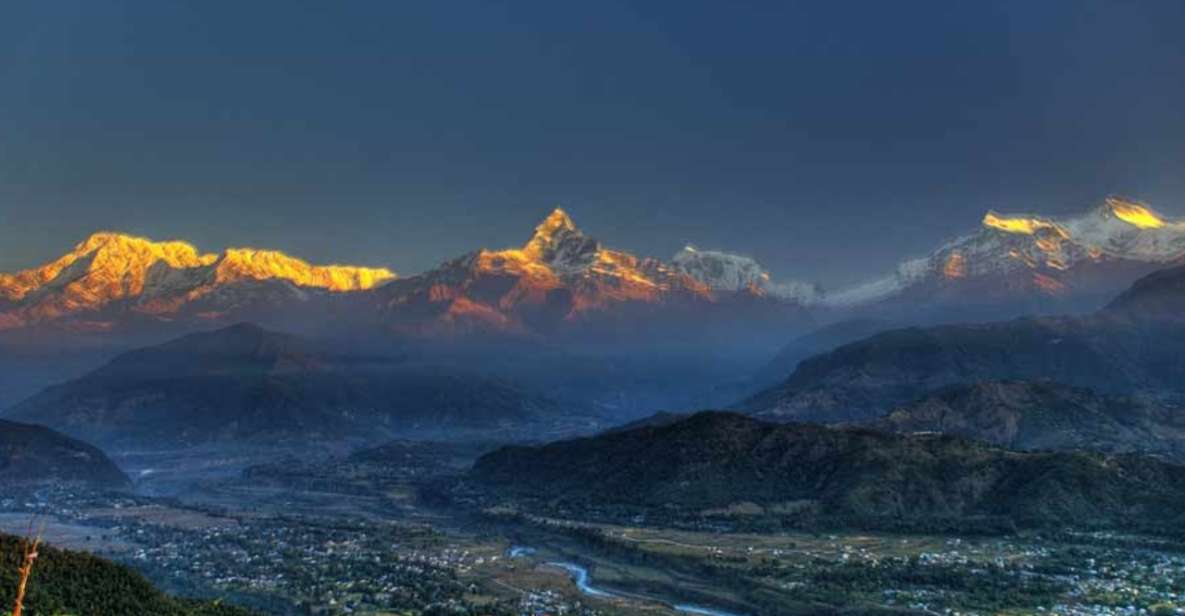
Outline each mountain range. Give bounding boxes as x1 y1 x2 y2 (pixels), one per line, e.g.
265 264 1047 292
4 196 1183 345
348 208 816 347
822 196 1185 321
0 209 815 345
0 232 395 334
0 208 821 415
5 196 1185 440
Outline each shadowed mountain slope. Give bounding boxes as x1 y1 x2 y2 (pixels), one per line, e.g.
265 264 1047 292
745 262 1185 422
471 411 1185 530
0 419 129 488
6 323 573 449
870 380 1185 462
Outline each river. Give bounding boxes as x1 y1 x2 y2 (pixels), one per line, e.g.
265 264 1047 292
542 559 746 616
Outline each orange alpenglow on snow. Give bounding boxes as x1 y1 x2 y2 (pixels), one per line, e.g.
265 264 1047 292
0 232 218 309
984 199 1174 235
522 207 580 261
456 207 710 318
1032 272 1067 295
467 208 582 281
981 211 1072 264
982 212 1065 236
943 252 966 279
0 232 396 326
1106 197 1167 229
215 248 396 291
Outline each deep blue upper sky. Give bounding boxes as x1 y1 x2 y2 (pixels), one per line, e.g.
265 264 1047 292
1 1 1183 288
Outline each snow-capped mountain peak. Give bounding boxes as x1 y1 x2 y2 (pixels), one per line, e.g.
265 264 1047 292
531 207 579 238
0 231 396 330
822 196 1185 309
1100 196 1171 229
521 207 601 272
671 245 822 304
672 245 768 291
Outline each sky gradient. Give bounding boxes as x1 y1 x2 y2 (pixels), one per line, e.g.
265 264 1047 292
2 1 1183 288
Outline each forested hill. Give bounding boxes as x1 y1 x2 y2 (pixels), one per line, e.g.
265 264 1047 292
0 533 256 616
471 411 1185 531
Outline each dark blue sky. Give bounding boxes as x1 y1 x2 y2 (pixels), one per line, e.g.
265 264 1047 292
2 1 1183 287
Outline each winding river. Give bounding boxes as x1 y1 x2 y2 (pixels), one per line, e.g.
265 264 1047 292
545 562 618 599
543 559 746 616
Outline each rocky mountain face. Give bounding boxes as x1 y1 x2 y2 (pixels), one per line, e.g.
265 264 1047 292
0 231 395 333
824 197 1185 321
871 380 1185 463
5 323 575 450
470 411 1185 530
0 418 129 488
362 208 815 345
744 260 1185 423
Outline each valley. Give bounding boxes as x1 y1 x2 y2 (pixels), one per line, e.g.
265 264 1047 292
4 432 1185 616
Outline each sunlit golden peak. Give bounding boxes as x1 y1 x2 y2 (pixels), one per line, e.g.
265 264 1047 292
0 231 219 307
522 206 585 259
216 248 396 291
537 207 577 235
0 231 396 317
982 212 1063 236
75 231 217 265
1105 197 1166 229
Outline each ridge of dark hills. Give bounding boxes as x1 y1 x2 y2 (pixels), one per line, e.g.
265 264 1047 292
870 380 1185 463
744 264 1185 423
470 411 1185 531
1106 262 1185 318
5 323 575 449
744 316 1132 422
85 322 328 379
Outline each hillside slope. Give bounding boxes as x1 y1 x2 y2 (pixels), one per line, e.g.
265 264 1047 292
745 262 1185 422
471 412 1185 530
871 381 1185 462
0 419 129 488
